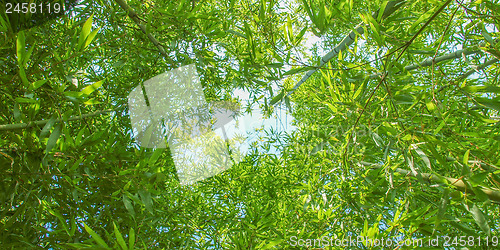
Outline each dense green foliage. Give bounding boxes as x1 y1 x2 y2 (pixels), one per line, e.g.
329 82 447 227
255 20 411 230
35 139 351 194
1 0 500 248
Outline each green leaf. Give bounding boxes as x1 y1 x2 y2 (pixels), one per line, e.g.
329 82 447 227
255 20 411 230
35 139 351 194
123 194 135 218
40 116 57 139
113 222 128 250
426 101 436 111
415 147 431 170
469 204 491 236
476 98 500 112
32 79 48 90
463 85 500 93
481 25 495 46
262 239 284 249
470 172 488 185
129 228 135 250
15 97 37 103
82 15 93 38
148 148 164 166
46 123 63 154
435 188 449 231
13 103 21 122
16 31 25 65
19 66 29 86
377 1 389 22
284 95 292 112
83 222 109 248
269 91 284 106
463 149 470 166
408 7 435 34
23 44 35 67
81 80 104 95
227 29 247 39
266 63 284 68
365 14 382 45
139 189 154 214
48 208 69 234
294 26 308 45
472 186 490 201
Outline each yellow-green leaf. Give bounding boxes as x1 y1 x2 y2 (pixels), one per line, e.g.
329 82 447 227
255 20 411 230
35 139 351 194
81 80 104 95
128 228 135 250
78 14 94 49
33 79 48 90
84 98 102 105
82 14 93 40
16 31 25 65
113 222 128 250
85 27 100 48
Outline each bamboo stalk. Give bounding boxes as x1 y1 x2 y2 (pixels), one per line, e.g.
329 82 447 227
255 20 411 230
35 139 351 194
457 58 499 81
403 49 479 72
114 0 168 57
0 109 115 131
281 0 407 103
368 49 481 79
361 161 500 202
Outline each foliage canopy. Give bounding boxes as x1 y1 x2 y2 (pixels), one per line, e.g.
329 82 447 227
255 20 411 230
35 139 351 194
1 0 500 248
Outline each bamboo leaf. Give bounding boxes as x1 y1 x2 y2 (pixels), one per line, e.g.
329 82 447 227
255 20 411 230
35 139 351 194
294 26 307 46
284 95 292 112
470 172 488 186
408 7 435 34
129 228 135 249
16 31 25 65
463 149 470 166
123 194 135 218
481 24 495 46
19 66 29 86
15 97 37 103
469 204 491 236
463 85 500 93
46 123 63 154
85 27 100 48
269 91 284 106
139 189 154 214
23 43 35 67
78 14 94 50
40 115 57 139
32 79 48 90
113 222 128 250
82 80 104 96
83 222 109 248
227 30 247 39
476 97 500 112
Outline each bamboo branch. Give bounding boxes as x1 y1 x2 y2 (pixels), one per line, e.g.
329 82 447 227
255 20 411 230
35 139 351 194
0 109 116 131
368 49 481 79
280 0 407 104
404 49 480 72
114 0 168 57
361 161 500 202
437 57 500 92
457 58 499 81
